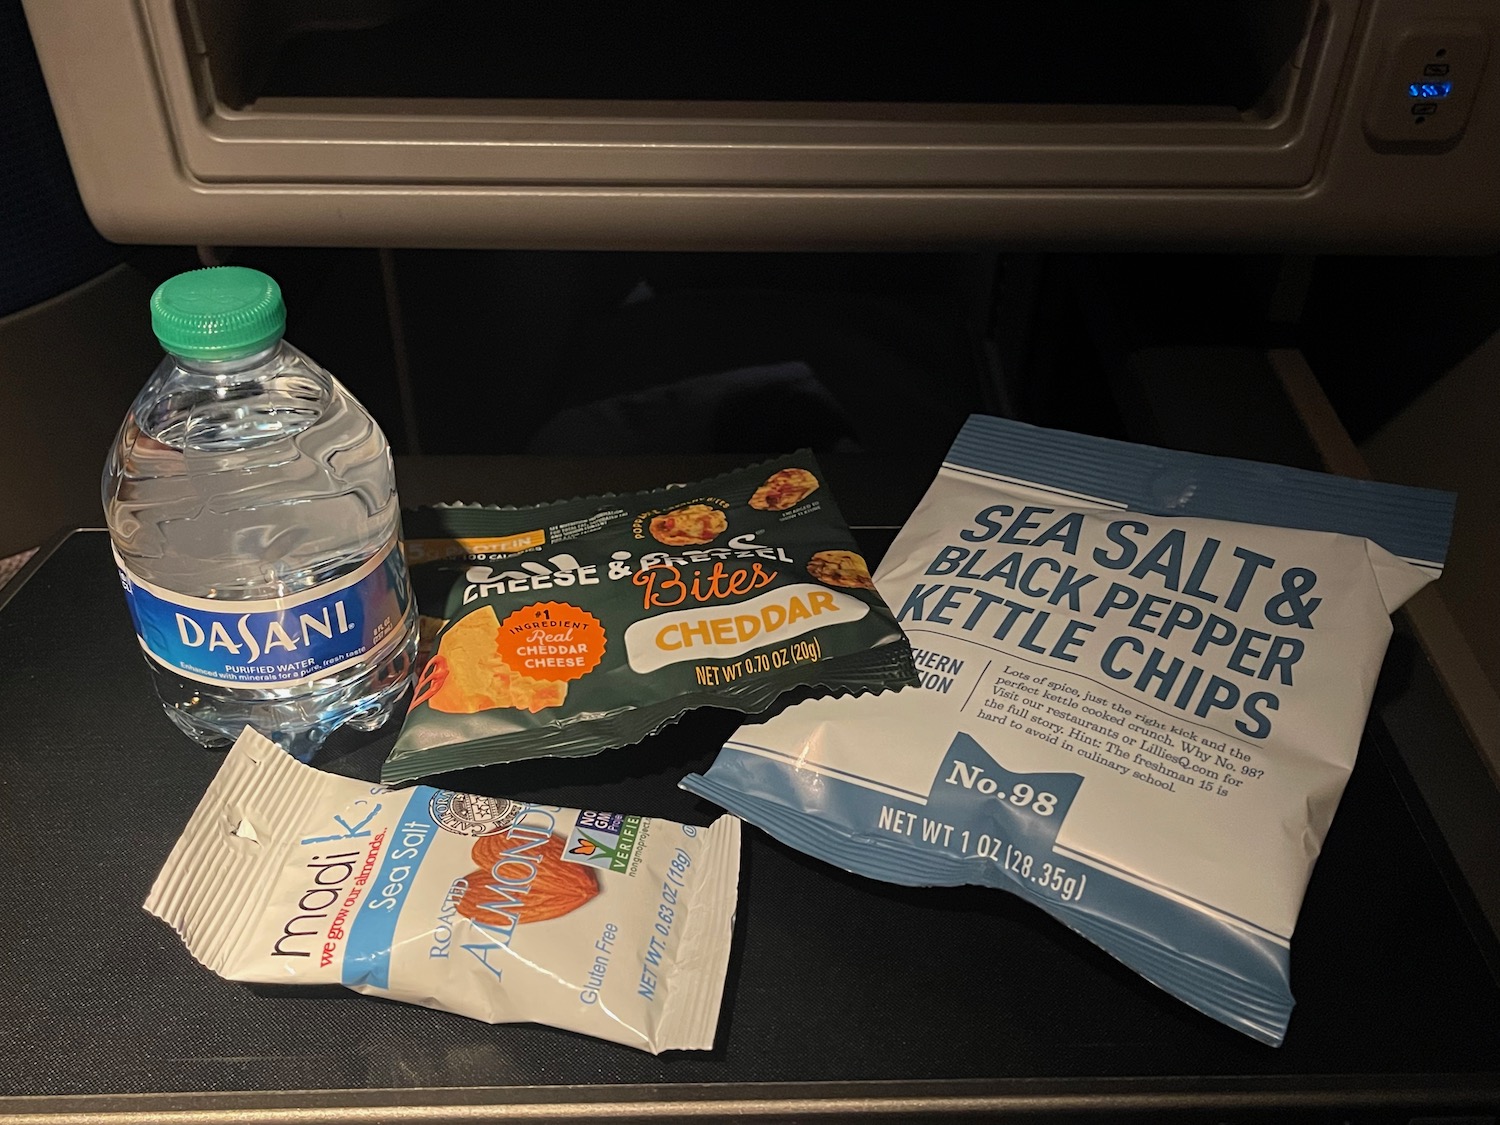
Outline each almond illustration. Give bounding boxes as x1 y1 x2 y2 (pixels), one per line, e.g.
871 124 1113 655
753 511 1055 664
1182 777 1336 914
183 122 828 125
458 832 600 926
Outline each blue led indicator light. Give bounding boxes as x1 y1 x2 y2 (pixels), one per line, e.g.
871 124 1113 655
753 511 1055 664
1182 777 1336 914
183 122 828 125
1408 81 1453 99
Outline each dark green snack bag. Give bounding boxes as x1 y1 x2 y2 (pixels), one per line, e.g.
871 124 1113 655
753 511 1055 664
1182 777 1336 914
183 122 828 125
383 455 917 783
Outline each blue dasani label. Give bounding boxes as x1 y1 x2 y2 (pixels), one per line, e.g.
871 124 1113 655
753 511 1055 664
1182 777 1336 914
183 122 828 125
114 539 411 689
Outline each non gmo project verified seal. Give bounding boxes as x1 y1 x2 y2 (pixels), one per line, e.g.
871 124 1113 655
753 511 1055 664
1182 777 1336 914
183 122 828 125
566 810 642 873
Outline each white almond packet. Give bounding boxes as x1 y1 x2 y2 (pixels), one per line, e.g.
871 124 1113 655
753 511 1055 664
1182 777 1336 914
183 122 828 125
147 728 741 1052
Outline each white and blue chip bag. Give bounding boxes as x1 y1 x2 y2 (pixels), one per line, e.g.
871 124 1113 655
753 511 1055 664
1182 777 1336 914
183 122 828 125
682 415 1456 1046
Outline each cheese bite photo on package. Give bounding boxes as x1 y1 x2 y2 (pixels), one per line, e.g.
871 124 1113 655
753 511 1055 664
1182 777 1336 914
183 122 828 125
683 415 1456 1046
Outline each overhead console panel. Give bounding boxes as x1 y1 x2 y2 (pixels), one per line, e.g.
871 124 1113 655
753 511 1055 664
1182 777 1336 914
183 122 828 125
21 0 1500 250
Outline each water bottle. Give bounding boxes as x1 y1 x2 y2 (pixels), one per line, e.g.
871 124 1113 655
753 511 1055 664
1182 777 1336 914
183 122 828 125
103 266 418 760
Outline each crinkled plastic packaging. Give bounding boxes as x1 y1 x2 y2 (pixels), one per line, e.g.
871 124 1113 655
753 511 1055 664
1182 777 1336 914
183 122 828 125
383 453 916 784
146 728 741 1052
683 415 1455 1045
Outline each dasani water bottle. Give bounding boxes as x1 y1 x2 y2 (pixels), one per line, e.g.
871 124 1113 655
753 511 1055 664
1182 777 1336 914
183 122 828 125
104 266 418 760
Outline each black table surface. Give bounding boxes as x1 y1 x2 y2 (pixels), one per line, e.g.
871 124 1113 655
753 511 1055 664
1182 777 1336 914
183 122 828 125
3 456 1499 1122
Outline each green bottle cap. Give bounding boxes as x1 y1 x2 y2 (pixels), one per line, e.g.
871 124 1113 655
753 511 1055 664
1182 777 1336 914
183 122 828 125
150 266 287 360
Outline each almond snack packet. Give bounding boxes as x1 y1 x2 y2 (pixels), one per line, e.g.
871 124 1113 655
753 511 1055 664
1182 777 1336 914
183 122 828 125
683 415 1455 1046
146 728 741 1052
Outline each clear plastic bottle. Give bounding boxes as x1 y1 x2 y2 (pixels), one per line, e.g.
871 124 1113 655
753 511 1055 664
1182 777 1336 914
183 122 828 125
104 266 418 760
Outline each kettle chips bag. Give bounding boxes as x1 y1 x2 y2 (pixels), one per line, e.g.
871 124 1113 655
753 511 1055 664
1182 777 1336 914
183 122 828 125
683 415 1455 1046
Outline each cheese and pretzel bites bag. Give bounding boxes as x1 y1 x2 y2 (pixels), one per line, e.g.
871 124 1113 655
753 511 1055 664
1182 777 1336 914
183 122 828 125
682 415 1456 1046
147 728 741 1053
383 453 916 784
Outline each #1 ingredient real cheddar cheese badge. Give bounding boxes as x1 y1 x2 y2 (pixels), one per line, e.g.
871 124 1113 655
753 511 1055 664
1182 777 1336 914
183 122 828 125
384 453 917 783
